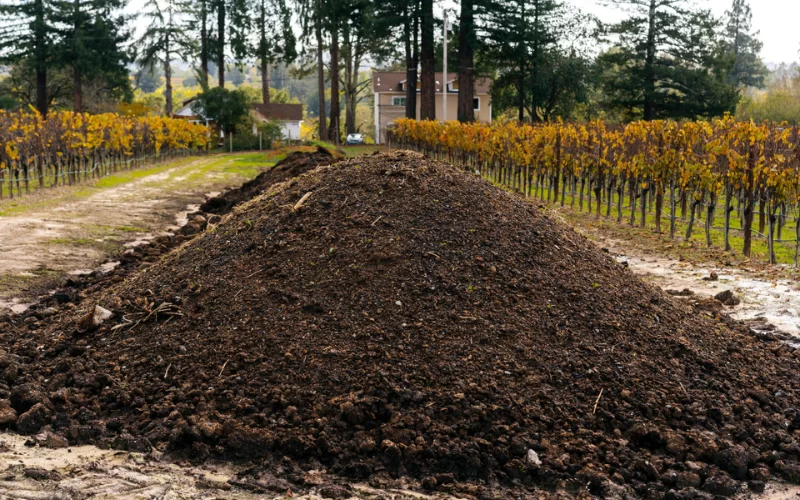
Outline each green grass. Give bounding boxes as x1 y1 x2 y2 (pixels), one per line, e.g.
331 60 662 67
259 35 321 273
48 237 98 246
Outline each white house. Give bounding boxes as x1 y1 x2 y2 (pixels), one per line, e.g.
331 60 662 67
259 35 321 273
250 103 303 141
173 99 303 141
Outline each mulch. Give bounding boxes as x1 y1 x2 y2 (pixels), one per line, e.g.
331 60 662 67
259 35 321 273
2 150 800 498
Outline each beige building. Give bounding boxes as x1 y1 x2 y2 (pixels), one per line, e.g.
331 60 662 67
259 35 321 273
373 71 492 144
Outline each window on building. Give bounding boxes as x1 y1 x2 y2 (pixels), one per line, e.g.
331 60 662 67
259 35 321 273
392 96 407 106
473 97 480 111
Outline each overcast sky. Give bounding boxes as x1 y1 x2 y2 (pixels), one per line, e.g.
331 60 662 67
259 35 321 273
570 0 800 65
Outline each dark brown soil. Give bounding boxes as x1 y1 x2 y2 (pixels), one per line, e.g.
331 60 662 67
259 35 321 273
200 146 341 215
3 151 800 498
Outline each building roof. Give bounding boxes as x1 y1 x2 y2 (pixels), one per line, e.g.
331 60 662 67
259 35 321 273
251 103 303 121
372 71 491 94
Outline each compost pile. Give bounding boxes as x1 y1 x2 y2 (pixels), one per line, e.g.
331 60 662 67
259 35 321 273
200 146 341 214
2 151 800 498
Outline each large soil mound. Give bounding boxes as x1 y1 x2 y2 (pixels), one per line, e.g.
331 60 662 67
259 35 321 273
3 151 800 497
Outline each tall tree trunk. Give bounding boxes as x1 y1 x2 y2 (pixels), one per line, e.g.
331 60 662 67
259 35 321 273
643 0 657 120
517 0 525 122
404 1 418 119
164 34 173 116
529 0 541 122
457 0 475 123
72 0 82 112
261 60 270 104
419 0 435 120
33 0 48 116
200 0 209 88
406 1 419 119
259 0 269 104
36 69 47 116
217 0 225 87
73 67 82 112
328 24 340 143
314 10 327 140
342 25 358 135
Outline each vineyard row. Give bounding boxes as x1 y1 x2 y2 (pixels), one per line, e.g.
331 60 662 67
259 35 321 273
387 117 800 265
0 111 211 199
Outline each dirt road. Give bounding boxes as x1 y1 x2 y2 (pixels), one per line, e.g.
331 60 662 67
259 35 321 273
0 154 268 313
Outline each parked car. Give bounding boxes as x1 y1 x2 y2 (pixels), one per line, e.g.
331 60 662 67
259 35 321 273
346 133 365 145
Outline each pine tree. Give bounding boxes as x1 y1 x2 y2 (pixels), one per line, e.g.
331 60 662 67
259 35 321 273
0 0 58 115
484 0 573 122
52 0 131 112
724 0 767 89
135 0 194 115
599 0 738 120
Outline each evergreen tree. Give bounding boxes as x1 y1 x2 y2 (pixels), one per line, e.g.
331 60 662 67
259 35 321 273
724 0 767 89
135 0 194 115
598 0 738 120
0 0 59 115
483 0 592 122
52 0 131 112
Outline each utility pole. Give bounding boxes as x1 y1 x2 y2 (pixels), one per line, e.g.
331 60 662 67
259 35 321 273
442 10 448 123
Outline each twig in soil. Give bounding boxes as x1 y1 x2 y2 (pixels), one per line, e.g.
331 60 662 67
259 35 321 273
164 363 171 379
371 215 383 226
246 269 265 279
425 252 442 260
218 359 229 378
680 382 690 398
593 388 604 415
293 191 313 211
